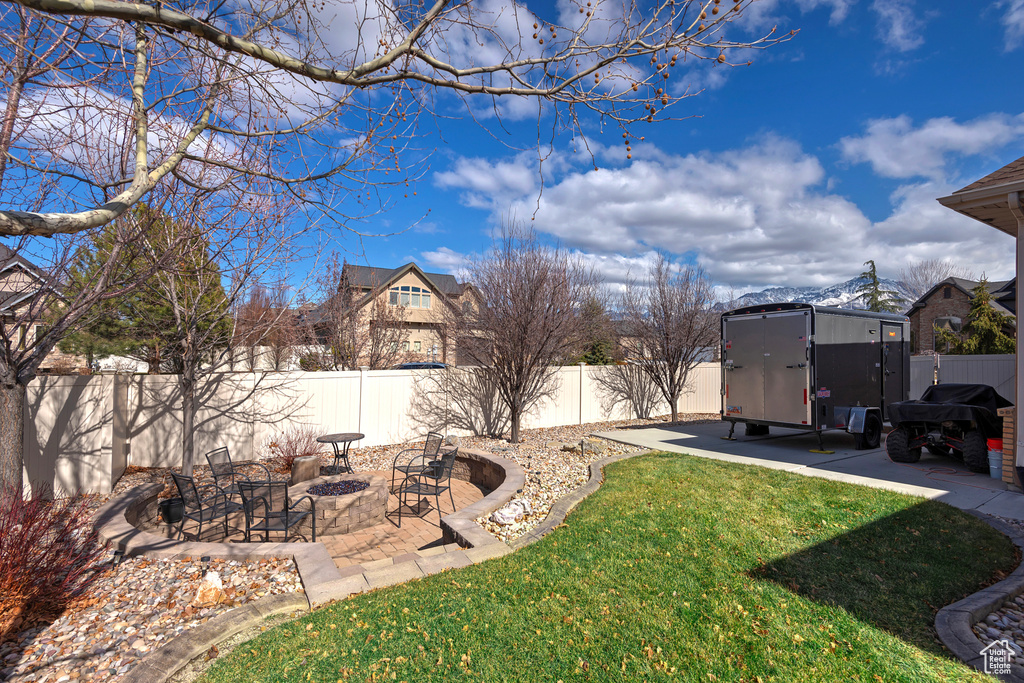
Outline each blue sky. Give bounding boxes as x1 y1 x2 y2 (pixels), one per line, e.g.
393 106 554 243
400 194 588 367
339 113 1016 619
330 0 1024 296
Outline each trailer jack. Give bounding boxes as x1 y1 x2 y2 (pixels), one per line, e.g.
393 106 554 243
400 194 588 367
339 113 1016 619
721 422 737 441
809 431 835 455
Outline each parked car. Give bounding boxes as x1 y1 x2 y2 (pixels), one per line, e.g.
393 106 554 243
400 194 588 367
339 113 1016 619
886 383 1011 472
392 362 448 370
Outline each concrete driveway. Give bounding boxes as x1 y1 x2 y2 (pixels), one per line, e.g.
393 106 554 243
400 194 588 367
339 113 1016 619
594 421 1024 521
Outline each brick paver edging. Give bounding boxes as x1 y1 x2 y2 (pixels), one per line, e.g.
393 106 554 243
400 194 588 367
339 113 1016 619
95 449 523 682
935 511 1024 681
509 448 653 550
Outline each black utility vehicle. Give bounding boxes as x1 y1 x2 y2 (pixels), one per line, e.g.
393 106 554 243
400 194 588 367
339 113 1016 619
886 383 1011 472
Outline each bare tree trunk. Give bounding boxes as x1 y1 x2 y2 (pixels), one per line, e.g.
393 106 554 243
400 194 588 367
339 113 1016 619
0 380 24 494
180 359 195 477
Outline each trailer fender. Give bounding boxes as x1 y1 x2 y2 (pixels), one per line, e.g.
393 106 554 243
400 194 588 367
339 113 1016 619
847 407 880 434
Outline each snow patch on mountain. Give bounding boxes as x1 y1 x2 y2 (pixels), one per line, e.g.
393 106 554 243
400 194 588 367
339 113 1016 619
731 277 911 311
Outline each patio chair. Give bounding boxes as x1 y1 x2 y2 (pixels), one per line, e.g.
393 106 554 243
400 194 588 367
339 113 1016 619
396 447 458 528
206 446 273 498
170 472 242 541
236 480 316 543
390 431 444 491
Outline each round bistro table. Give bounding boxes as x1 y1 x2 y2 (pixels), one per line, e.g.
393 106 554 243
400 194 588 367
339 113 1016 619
316 432 364 474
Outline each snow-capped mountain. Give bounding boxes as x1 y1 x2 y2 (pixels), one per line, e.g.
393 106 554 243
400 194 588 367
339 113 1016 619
730 277 912 311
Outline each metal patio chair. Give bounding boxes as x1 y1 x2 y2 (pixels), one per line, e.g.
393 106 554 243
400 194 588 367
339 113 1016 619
396 447 458 528
170 472 242 541
390 431 444 491
236 480 316 543
206 446 273 499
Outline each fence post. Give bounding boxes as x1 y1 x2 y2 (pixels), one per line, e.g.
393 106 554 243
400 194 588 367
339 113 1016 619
359 367 369 436
578 362 586 425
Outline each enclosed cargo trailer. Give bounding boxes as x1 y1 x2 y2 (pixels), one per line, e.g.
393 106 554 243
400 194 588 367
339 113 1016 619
721 303 910 449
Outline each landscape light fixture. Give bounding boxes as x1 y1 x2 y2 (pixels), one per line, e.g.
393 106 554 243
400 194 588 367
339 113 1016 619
201 556 211 577
111 549 125 570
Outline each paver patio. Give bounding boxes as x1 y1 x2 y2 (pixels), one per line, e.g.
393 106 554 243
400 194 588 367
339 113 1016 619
161 469 489 569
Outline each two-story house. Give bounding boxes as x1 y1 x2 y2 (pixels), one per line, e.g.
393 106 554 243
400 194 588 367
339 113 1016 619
313 262 479 365
906 276 1016 354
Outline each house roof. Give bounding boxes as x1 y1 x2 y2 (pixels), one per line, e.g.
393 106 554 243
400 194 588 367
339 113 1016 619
343 263 463 296
0 244 46 312
937 154 1024 237
907 276 1016 319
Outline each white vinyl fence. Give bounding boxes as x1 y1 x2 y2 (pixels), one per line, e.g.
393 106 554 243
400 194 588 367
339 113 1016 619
909 354 1015 402
25 363 723 495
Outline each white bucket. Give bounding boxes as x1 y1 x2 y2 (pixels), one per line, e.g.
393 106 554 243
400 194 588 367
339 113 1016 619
989 449 1003 479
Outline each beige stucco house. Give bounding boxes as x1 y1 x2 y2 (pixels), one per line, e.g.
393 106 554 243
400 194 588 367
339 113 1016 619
315 262 478 365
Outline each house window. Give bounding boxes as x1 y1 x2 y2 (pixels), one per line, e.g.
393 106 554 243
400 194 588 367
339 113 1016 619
389 286 431 309
933 316 961 353
414 341 421 352
462 301 472 314
402 341 410 352
943 287 952 299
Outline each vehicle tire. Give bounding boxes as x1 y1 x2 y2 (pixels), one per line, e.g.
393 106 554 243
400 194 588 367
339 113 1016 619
962 430 989 473
745 423 769 436
854 413 882 450
887 426 921 463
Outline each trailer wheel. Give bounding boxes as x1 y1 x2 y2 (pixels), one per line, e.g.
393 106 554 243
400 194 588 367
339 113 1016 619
962 430 989 473
745 424 769 436
854 413 882 450
887 426 920 463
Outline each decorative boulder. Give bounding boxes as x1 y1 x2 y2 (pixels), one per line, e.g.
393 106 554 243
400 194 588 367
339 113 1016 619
490 501 527 526
290 455 319 485
192 571 224 607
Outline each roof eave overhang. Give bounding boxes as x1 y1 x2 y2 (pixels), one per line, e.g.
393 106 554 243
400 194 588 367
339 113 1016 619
937 179 1024 237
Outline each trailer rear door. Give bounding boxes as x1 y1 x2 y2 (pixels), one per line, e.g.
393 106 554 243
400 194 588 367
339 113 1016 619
723 316 765 420
763 312 812 425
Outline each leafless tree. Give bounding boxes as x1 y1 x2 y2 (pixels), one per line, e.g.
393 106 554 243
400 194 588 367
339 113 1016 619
458 225 597 442
302 257 408 371
0 1 790 238
233 280 299 371
618 254 717 423
897 259 976 303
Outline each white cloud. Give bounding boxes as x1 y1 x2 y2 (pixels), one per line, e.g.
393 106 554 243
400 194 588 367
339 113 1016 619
421 246 472 273
870 0 925 51
839 113 1024 180
435 132 1017 294
997 0 1024 50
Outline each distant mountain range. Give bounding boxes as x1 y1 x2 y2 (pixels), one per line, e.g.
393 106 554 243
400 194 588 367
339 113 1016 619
730 277 912 311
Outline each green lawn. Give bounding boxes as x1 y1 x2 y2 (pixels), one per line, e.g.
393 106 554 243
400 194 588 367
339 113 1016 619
201 452 1014 682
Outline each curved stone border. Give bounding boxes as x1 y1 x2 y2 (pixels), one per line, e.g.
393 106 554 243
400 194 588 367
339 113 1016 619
96 449 523 682
935 511 1024 681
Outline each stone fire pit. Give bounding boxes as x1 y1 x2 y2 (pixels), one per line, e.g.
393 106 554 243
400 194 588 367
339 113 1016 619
291 473 388 536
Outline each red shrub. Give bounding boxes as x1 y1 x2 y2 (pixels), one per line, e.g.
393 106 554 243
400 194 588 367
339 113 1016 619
266 425 324 473
0 484 106 642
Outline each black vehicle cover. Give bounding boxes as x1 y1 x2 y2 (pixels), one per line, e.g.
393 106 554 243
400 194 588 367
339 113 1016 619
887 383 1013 438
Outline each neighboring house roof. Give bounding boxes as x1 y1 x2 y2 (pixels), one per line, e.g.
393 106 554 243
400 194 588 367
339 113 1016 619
308 262 468 324
937 154 1024 237
343 263 463 297
907 276 1016 320
0 244 47 313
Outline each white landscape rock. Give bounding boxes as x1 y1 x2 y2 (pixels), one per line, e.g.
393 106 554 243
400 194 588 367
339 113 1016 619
490 501 527 526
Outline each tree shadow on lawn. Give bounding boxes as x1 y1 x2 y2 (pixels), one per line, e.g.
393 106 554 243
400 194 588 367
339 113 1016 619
746 499 1017 657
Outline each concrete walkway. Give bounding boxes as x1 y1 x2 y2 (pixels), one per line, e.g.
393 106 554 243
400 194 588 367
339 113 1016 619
595 422 1024 521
